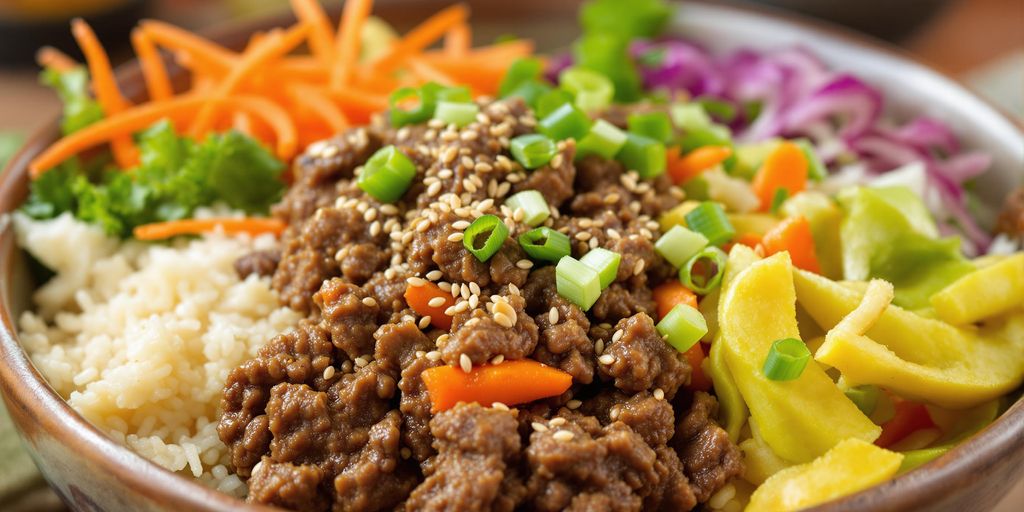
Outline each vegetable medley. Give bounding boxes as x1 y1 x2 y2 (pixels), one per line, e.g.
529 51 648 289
16 0 1024 510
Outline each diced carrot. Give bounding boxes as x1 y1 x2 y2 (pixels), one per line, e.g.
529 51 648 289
751 140 808 211
133 218 286 240
36 46 77 72
289 0 335 65
130 29 173 101
734 232 762 248
667 145 732 185
404 281 456 330
875 399 935 448
330 0 374 90
444 23 471 57
760 215 821 274
140 20 236 68
370 4 470 74
287 83 349 134
652 281 699 321
421 359 573 412
683 343 712 392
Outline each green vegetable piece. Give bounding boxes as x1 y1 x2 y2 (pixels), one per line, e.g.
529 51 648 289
762 338 812 381
795 138 827 181
556 256 602 311
656 303 708 353
696 97 738 123
576 119 628 160
510 134 557 169
519 226 571 262
627 111 673 143
770 188 789 214
506 79 553 109
358 145 417 203
655 225 709 268
898 447 948 474
538 103 591 141
535 89 575 119
505 190 550 227
559 67 614 113
579 248 621 289
684 202 735 246
433 100 479 128
616 133 665 178
844 385 881 416
499 57 545 97
41 66 104 135
463 214 509 262
680 246 728 295
579 0 672 39
202 130 286 213
573 33 642 102
389 82 444 127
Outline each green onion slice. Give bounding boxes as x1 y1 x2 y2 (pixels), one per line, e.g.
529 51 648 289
357 145 417 203
655 225 709 269
536 89 575 119
556 256 602 311
770 187 789 214
538 103 592 141
389 83 444 127
518 227 571 262
796 138 827 181
762 338 811 381
627 111 673 143
499 57 544 97
616 132 666 179
579 248 621 289
434 101 479 128
680 246 727 295
505 190 550 227
559 67 614 113
506 80 552 109
463 214 509 262
844 385 881 416
510 134 557 170
656 303 708 353
437 85 473 103
683 202 735 246
577 119 628 160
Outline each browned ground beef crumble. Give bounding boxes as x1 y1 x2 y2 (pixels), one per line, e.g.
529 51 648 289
220 97 744 511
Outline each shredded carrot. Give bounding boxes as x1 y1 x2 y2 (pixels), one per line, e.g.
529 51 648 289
289 0 335 65
407 57 456 86
760 215 821 274
652 281 698 321
421 359 572 412
683 344 712 391
330 0 374 90
444 23 471 57
36 46 77 72
130 29 173 101
133 217 287 240
140 20 236 68
288 83 349 134
751 141 808 211
232 111 254 135
733 232 763 249
667 145 732 185
326 86 389 124
404 282 456 330
370 4 470 74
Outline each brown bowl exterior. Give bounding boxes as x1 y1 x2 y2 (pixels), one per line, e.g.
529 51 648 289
1 1 1022 511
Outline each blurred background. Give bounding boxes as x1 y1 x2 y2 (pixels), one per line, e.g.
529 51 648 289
0 0 1021 510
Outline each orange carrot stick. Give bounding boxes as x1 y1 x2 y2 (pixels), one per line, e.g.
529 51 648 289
330 0 374 90
652 281 698 321
36 46 77 72
760 215 821 274
404 281 456 330
288 83 349 134
443 23 471 57
683 344 712 391
326 86 389 124
140 20 236 69
667 145 732 184
290 0 335 65
406 57 456 86
130 29 173 101
751 141 808 211
133 218 287 240
421 359 573 412
370 4 469 74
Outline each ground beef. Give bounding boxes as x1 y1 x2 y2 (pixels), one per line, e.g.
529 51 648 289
599 313 691 400
247 458 327 511
996 187 1024 240
513 141 577 208
234 249 281 279
442 291 538 366
672 392 745 503
522 267 596 383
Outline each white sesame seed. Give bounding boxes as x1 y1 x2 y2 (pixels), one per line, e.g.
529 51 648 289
437 334 450 345
469 282 482 295
416 350 426 358
653 388 665 400
427 181 443 197
491 402 509 411
427 296 446 308
426 351 442 361
552 430 575 442
407 277 427 287
598 354 615 365
566 399 582 410
531 422 549 432
419 316 432 329
354 357 369 368
494 312 514 328
595 339 605 355
453 300 470 313
633 259 646 276
509 283 521 296
548 307 559 324
550 154 564 168
426 270 443 281
443 305 459 316
610 406 621 421
612 329 624 343
362 297 378 307
516 259 534 270
380 204 399 215
438 282 452 292
575 231 592 241
604 193 621 205
589 238 599 249
490 354 505 365
607 229 621 240
513 207 525 222
461 286 471 300
550 417 567 427
451 283 461 297
452 220 471 230
459 353 473 373
446 231 465 243
323 366 336 380
469 295 479 309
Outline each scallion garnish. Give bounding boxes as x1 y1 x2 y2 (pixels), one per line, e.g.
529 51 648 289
437 85 473 103
577 119 628 160
770 187 789 214
796 138 827 181
844 385 881 415
556 256 602 311
579 248 621 289
434 100 479 128
519 226 571 262
616 132 666 179
762 338 811 381
655 225 709 268
536 89 575 119
506 80 552 109
627 111 673 143
683 202 735 246
505 190 550 227
463 214 509 262
559 67 614 113
510 134 557 169
389 83 443 127
499 57 545 97
656 303 708 353
357 145 417 203
679 246 727 294
538 103 592 141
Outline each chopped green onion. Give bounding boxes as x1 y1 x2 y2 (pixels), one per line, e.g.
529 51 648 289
505 190 550 227
357 145 417 203
680 246 727 294
536 89 575 119
463 214 509 262
577 119 628 159
580 248 621 289
434 100 479 128
898 447 948 473
697 97 737 123
573 34 642 102
437 85 473 103
627 112 673 143
770 187 789 214
762 338 811 381
656 303 708 353
671 102 712 130
538 103 591 141
556 256 602 311
655 225 709 268
844 385 881 416
519 226 571 262
499 57 544 97
510 134 557 169
506 80 552 108
679 125 734 154
559 67 614 113
681 175 710 201
796 138 827 181
683 202 735 246
616 133 666 179
389 83 444 127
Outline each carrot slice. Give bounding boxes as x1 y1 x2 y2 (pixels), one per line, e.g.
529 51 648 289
683 343 713 392
751 140 808 211
326 86 389 124
130 29 173 101
421 359 573 412
667 145 732 185
133 218 287 240
289 0 335 65
330 0 374 90
404 281 456 330
36 46 77 72
140 20 236 68
444 23 471 57
370 4 470 74
760 215 821 274
652 281 699 321
288 83 349 134
407 57 456 86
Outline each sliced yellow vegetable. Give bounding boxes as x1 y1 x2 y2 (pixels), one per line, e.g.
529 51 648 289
728 212 779 236
658 200 700 232
795 270 1024 409
780 191 843 279
746 438 903 512
720 252 880 463
699 287 720 342
741 418 793 485
930 253 1024 325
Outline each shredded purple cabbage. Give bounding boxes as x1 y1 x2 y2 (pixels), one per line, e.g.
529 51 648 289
557 37 993 252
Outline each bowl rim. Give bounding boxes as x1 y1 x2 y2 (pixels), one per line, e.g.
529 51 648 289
0 1 1022 511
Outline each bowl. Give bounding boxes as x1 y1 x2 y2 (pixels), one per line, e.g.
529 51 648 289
0 1 1021 511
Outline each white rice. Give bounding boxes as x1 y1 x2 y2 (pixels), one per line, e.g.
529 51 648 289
13 212 302 495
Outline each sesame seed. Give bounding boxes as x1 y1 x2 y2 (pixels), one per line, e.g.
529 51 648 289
419 316 432 329
380 204 399 215
566 399 582 410
323 366 336 380
513 208 525 222
354 357 369 368
494 312 514 328
407 277 427 287
492 402 510 411
469 282 482 295
451 283 461 297
607 229 621 240
461 286 471 300
469 295 479 309
653 388 665 400
610 406 621 421
589 238 598 249
447 232 465 242
416 350 426 358
575 231 592 241
516 259 534 270
598 354 615 365
595 339 605 355
443 305 459 316
427 270 443 281
552 430 575 442
459 354 473 373
452 220 471 230
550 154 564 168
437 334 450 344
548 307 559 324
633 259 646 276
612 329 624 343
532 422 549 432
490 354 505 365
509 283 520 295
384 268 397 279
369 221 382 237
364 209 378 222
550 417 567 426
362 297 378 307
604 193 621 204
426 295 448 308
427 181 443 197
426 351 442 361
